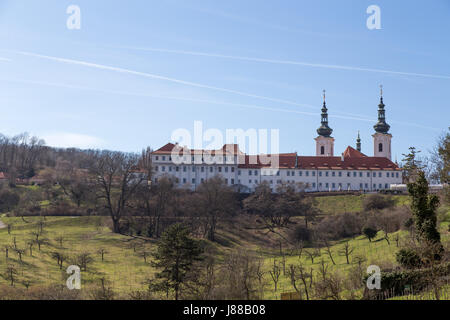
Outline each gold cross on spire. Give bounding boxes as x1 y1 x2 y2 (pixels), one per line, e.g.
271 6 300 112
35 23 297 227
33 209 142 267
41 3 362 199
323 89 326 103
380 84 383 97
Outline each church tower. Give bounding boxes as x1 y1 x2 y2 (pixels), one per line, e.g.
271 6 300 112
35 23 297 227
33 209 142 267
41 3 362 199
315 90 334 156
372 85 392 160
356 131 361 152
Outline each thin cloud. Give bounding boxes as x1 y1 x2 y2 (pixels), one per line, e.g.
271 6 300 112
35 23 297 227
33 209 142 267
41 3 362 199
0 57 11 62
117 46 450 81
42 132 105 149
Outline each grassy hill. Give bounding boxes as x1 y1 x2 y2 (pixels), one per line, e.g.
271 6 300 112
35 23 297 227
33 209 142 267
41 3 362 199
0 195 448 300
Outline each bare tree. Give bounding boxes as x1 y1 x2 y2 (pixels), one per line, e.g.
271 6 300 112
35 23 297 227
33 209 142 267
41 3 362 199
268 259 281 292
91 151 145 233
339 242 354 264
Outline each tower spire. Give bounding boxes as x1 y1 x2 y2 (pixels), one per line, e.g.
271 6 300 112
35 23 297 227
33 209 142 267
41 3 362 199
356 131 361 152
317 89 333 137
374 85 390 134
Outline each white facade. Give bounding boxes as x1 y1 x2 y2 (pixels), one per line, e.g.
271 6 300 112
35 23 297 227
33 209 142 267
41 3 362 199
315 136 335 156
151 148 402 193
373 133 392 160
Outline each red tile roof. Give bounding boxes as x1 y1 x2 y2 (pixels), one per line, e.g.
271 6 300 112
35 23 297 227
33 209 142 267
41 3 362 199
152 143 401 170
343 146 367 158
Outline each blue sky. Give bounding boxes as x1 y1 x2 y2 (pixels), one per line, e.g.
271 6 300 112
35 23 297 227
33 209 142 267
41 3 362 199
0 0 448 159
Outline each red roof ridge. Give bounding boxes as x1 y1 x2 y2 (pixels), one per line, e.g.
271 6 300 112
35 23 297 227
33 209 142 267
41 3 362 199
343 146 367 158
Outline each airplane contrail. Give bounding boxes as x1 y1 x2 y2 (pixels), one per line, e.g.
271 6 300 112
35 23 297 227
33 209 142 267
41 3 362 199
116 46 450 81
13 50 319 111
1 77 439 131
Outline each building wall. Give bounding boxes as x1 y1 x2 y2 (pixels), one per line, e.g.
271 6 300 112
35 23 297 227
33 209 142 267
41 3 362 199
152 155 402 192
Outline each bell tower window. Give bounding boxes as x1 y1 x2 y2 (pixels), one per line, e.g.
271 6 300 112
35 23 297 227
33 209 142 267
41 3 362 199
321 146 325 155
378 143 383 152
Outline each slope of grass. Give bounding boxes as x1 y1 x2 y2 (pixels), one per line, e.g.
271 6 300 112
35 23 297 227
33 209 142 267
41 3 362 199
314 194 410 214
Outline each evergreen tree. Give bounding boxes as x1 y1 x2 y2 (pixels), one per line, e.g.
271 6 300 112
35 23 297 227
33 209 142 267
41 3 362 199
407 171 441 245
402 147 423 183
150 224 203 300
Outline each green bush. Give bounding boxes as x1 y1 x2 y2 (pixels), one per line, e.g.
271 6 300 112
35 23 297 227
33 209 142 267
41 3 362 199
395 248 422 269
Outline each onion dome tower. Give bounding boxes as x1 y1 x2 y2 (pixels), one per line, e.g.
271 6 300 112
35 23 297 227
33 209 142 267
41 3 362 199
315 90 335 156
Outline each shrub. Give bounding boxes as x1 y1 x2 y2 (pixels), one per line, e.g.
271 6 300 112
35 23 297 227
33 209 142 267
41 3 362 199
362 227 378 242
291 225 312 242
396 248 422 269
363 194 395 211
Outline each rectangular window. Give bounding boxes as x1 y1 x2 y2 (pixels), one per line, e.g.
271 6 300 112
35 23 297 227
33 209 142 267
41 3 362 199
231 167 235 173
210 167 213 173
319 171 322 177
225 179 228 184
231 179 234 184
201 167 205 172
192 166 195 172
332 172 335 177
312 182 316 188
306 171 309 177
225 167 228 173
378 172 382 178
325 171 329 177
365 183 368 189
353 172 357 177
254 170 258 176
367 172 370 177
312 171 316 176
360 183 363 189
249 170 252 176
347 172 351 177
155 156 159 161
396 172 399 178
299 171 302 176
325 183 329 188
386 172 389 177
238 170 241 175
359 172 362 177
338 172 342 177
183 166 187 172
162 166 166 172
192 178 195 184
162 156 166 161
218 167 222 173
319 183 322 188
287 171 290 176
183 178 186 183
201 178 204 183
249 180 252 184
155 166 159 172
332 183 335 188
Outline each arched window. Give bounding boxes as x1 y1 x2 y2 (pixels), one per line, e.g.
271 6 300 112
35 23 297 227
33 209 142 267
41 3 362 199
378 143 383 152
321 146 325 155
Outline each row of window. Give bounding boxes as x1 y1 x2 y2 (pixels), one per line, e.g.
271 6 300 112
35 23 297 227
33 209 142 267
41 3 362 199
155 165 236 173
155 165 400 179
